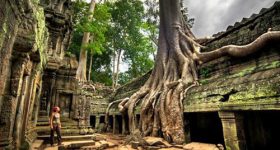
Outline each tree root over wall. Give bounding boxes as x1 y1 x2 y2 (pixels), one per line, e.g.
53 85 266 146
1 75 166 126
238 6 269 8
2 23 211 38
108 0 280 144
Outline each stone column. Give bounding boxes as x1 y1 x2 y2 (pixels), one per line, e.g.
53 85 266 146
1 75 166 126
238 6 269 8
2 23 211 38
113 115 117 134
84 96 91 126
122 115 126 135
48 72 56 116
21 65 36 142
33 85 42 126
14 74 29 149
95 115 100 129
219 111 247 150
71 93 77 119
0 55 29 148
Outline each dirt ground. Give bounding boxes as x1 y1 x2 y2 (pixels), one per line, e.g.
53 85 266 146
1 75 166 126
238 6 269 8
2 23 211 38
40 133 223 150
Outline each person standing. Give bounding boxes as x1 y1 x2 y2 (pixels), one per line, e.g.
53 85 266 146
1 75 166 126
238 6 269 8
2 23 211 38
49 106 62 146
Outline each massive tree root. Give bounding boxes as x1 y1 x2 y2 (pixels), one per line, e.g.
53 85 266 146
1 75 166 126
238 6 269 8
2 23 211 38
114 0 280 144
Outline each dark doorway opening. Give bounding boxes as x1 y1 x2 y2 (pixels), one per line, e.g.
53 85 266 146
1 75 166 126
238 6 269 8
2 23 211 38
243 111 280 150
136 114 140 128
124 114 129 134
90 116 96 128
187 112 224 145
107 115 113 132
100 116 105 124
116 115 122 134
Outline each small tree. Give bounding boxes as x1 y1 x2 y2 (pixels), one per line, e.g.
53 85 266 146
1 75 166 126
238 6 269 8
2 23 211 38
71 0 111 82
109 0 155 88
86 3 111 81
76 0 96 82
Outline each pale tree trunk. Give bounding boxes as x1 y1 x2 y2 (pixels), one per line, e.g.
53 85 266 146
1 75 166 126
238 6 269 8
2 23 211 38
88 53 93 81
112 50 116 89
114 49 122 88
76 0 96 82
116 0 280 145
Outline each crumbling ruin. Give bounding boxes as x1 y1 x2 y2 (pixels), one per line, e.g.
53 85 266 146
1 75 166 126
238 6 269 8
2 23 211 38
0 0 280 150
103 2 280 150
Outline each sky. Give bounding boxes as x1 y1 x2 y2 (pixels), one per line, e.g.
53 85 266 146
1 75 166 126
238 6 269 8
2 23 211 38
184 0 278 38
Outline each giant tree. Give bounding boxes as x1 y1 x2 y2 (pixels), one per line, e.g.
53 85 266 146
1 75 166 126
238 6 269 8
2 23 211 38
118 0 280 144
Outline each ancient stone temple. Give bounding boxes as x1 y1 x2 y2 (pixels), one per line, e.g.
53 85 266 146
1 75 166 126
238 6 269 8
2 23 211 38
0 0 49 148
102 2 280 150
0 0 280 149
1 0 85 149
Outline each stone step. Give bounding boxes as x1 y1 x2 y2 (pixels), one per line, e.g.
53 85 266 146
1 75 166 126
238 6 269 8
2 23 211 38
60 140 96 150
36 122 77 127
43 140 95 150
36 126 80 132
37 134 95 142
37 128 81 136
37 117 77 123
31 140 45 150
81 140 118 149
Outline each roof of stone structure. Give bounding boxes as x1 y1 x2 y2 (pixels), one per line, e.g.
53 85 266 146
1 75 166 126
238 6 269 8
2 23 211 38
208 1 280 42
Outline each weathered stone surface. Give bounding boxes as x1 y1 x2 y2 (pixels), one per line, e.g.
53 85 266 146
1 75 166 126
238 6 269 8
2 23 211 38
91 134 107 141
131 141 140 149
183 142 221 150
0 0 78 149
0 0 49 149
143 137 172 148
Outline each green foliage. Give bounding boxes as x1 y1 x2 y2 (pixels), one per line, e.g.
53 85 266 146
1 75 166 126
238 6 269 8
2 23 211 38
69 1 113 84
69 0 88 57
73 2 111 56
69 0 194 85
108 0 156 82
143 0 159 46
90 48 113 86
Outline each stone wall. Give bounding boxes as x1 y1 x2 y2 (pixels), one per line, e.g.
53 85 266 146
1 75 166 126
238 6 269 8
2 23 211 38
0 0 21 117
185 1 280 112
0 0 81 149
38 0 75 118
0 0 48 149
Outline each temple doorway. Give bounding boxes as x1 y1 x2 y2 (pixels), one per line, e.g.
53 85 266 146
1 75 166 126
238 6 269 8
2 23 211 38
58 93 73 118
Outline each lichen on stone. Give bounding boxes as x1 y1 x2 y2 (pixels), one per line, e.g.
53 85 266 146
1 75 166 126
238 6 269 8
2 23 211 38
32 4 49 71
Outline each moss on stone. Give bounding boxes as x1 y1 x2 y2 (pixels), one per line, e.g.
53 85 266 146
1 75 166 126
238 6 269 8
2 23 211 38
231 67 256 78
0 6 8 49
33 4 49 71
0 22 7 49
200 67 212 78
199 79 209 85
229 85 278 101
230 61 280 78
225 146 232 150
19 141 30 150
197 61 280 87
